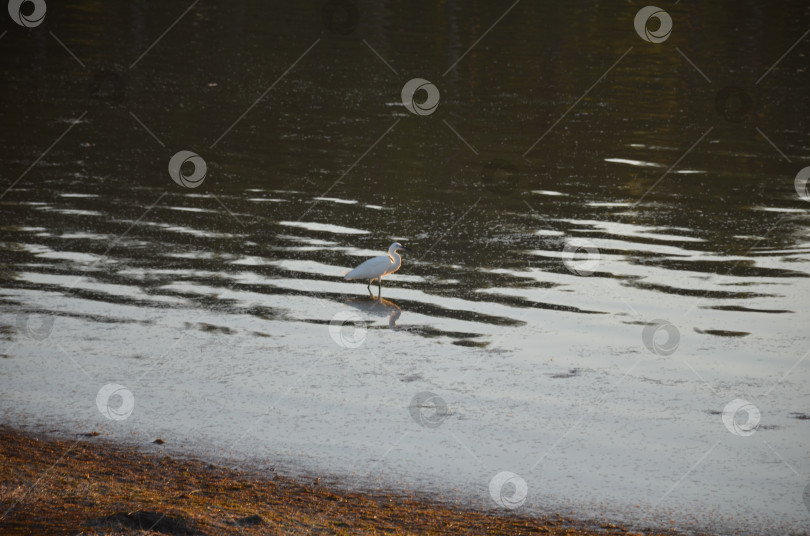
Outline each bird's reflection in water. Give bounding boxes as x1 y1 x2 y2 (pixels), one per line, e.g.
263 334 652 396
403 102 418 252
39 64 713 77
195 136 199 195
345 296 402 329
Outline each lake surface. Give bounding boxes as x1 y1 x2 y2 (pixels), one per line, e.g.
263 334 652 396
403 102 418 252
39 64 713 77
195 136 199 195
2 2 809 534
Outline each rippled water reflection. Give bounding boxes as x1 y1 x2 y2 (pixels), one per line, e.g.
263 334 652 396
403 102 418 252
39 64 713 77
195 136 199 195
4 183 806 343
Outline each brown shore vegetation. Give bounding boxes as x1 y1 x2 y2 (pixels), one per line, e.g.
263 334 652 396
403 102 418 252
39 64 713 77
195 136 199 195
0 426 682 535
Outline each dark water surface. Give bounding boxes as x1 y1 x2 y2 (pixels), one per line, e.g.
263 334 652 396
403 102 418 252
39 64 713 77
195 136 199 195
2 2 809 534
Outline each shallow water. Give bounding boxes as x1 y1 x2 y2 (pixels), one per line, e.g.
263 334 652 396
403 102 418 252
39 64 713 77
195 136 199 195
2 2 810 534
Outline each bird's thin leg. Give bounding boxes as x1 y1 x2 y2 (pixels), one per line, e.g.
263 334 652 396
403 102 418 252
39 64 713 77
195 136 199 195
378 278 382 300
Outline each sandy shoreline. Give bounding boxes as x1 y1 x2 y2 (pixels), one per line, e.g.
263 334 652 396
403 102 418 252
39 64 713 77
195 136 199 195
0 425 687 536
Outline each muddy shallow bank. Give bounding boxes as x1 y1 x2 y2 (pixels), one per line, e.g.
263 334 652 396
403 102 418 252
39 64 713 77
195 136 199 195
0 425 682 536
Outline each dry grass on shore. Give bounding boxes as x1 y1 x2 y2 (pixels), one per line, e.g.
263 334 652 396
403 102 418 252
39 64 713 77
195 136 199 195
0 426 677 535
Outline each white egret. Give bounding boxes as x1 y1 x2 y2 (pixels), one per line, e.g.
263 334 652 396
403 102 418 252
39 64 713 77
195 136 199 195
345 242 409 298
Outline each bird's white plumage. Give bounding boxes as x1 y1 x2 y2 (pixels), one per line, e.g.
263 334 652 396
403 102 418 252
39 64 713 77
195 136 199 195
345 242 408 297
345 255 397 280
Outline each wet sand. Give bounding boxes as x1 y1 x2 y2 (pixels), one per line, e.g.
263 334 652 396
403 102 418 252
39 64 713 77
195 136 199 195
0 426 681 536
